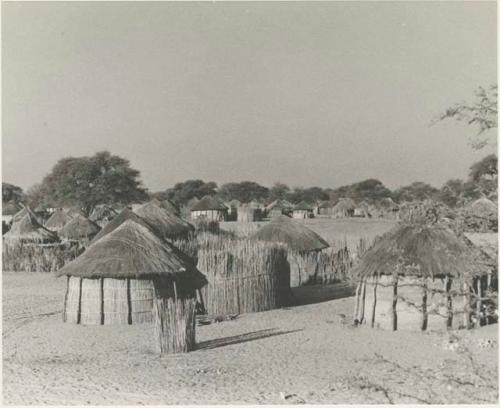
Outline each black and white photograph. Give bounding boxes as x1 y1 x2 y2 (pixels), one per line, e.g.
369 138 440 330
2 0 498 405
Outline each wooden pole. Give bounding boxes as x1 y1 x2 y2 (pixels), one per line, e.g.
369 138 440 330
127 278 132 325
421 280 428 331
445 276 453 329
463 282 471 329
476 278 482 328
76 277 83 325
358 279 367 324
100 278 104 325
62 276 69 323
353 281 361 324
371 275 378 328
391 273 398 331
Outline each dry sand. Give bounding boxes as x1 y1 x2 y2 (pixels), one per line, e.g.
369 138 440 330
3 272 498 405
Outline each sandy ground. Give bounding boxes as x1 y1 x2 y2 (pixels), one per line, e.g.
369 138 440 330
3 272 498 405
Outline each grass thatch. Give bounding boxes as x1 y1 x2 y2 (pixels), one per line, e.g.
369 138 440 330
467 197 497 217
250 215 329 252
190 195 228 211
56 219 207 290
89 205 118 224
153 198 180 215
45 208 74 231
197 235 290 315
58 214 101 241
293 201 313 211
2 201 22 216
332 198 356 216
4 211 59 244
134 201 194 241
265 199 293 213
352 223 491 280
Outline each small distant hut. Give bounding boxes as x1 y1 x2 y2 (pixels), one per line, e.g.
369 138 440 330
135 201 194 241
316 201 335 216
332 198 356 218
292 201 314 219
237 204 262 222
463 197 498 232
197 236 290 315
265 199 293 219
4 209 59 245
58 214 101 243
56 220 208 353
45 208 74 231
190 195 228 222
354 201 372 218
2 201 22 224
251 215 331 286
378 197 400 219
352 223 492 331
89 205 118 227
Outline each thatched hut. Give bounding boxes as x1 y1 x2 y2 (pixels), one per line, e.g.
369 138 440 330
354 201 372 218
265 199 293 219
45 208 74 231
237 204 262 222
316 201 335 216
56 219 207 353
134 201 194 241
251 215 331 286
332 198 356 218
377 197 400 219
2 201 22 224
89 205 118 227
4 210 59 245
190 195 228 222
197 236 290 315
352 223 492 331
292 201 314 219
58 214 101 243
463 197 498 232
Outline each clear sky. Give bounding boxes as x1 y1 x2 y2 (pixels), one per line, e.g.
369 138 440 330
2 1 497 193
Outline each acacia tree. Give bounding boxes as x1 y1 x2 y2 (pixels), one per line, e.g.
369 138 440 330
217 181 269 203
36 151 149 215
2 182 24 203
436 84 497 150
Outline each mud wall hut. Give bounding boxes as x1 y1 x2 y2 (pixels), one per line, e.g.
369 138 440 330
190 195 228 222
292 201 314 219
332 198 356 218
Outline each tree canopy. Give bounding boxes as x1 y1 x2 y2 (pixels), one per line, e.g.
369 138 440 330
217 181 269 203
2 182 24 203
164 179 218 205
393 182 439 203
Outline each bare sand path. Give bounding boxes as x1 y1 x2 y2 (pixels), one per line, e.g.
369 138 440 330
3 272 498 405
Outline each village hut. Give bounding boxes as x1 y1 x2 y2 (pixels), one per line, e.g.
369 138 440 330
4 209 59 245
89 205 118 227
58 214 101 243
354 201 372 218
377 197 400 219
352 223 492 331
332 198 356 218
237 204 262 222
197 235 290 315
463 197 498 232
56 220 207 353
251 215 332 286
190 195 228 222
11 207 30 224
135 201 194 241
2 201 22 224
265 199 293 219
292 201 314 219
316 201 335 216
45 208 74 231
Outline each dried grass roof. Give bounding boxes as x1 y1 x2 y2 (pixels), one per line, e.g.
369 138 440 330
2 201 22 216
251 215 329 252
353 223 491 279
190 195 228 211
467 197 497 217
58 214 101 241
293 201 313 211
89 205 118 222
4 211 59 243
333 198 356 212
318 201 335 209
134 201 194 240
45 209 74 230
56 219 207 288
265 199 293 212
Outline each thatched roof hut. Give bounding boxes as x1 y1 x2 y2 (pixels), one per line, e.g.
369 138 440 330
4 209 59 244
58 214 101 242
292 201 314 219
89 205 118 226
352 223 491 331
265 199 293 218
159 199 180 215
3 201 22 217
45 208 74 231
134 201 194 241
251 215 329 252
56 220 207 353
332 198 356 218
467 197 497 217
190 195 228 222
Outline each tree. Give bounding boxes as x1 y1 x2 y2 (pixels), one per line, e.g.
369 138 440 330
36 151 149 215
437 179 465 208
393 182 439 203
2 182 24 203
468 154 497 199
164 179 217 206
436 84 497 150
325 179 391 205
269 182 290 201
217 181 269 203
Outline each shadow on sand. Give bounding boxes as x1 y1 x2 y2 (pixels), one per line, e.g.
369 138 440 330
196 328 302 350
289 282 355 307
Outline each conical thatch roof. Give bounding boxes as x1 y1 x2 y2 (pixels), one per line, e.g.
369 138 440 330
293 201 313 211
4 210 59 243
353 223 490 279
2 201 22 216
89 205 118 222
134 201 194 240
228 199 241 208
265 199 292 212
157 199 180 215
45 208 73 231
91 208 157 243
333 198 356 213
56 220 208 289
190 195 227 211
58 214 101 241
251 215 329 252
11 205 42 224
467 197 497 217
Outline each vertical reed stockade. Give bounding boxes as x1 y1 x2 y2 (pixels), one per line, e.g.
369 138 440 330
197 236 291 315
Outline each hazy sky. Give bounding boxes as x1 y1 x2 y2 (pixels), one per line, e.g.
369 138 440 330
2 1 497 193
